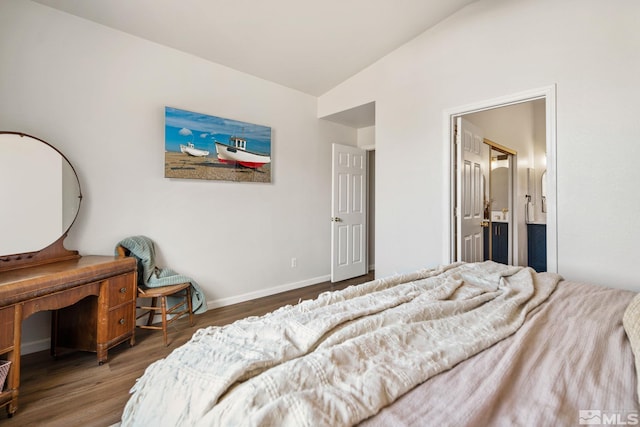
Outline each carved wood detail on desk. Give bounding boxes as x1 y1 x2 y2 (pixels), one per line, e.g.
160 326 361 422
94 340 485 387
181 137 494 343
0 234 80 273
0 255 137 418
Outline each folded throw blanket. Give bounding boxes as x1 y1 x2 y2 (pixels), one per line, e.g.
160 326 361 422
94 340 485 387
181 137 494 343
115 235 207 314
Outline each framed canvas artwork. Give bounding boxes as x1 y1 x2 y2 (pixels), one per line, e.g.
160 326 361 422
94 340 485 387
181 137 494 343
164 107 272 183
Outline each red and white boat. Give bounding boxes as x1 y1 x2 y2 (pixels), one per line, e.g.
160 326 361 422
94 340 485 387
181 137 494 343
215 136 271 169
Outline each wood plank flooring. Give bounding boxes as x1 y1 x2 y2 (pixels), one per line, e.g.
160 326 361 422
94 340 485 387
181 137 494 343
2 272 374 426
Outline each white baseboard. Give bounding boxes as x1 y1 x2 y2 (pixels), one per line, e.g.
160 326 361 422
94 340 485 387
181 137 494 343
206 274 331 309
22 338 50 355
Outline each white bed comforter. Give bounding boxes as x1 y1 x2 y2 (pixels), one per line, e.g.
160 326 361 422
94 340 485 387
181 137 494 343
121 261 561 427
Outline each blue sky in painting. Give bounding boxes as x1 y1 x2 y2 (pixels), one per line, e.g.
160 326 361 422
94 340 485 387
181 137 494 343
165 107 271 155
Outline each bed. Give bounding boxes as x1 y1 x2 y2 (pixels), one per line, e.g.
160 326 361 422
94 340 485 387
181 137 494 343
119 261 640 426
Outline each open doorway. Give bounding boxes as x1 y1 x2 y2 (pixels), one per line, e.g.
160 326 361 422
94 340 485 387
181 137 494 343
485 143 516 265
446 86 557 273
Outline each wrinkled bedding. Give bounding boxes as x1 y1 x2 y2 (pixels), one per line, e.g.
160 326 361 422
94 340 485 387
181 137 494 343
121 262 561 426
361 279 639 426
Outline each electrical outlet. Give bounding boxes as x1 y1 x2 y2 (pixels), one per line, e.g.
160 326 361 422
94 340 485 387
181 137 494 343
291 257 297 268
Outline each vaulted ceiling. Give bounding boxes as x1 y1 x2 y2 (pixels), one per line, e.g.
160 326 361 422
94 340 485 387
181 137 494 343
32 0 476 96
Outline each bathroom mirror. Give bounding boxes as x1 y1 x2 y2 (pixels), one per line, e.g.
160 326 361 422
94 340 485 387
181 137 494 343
489 148 510 221
491 167 509 211
0 132 82 268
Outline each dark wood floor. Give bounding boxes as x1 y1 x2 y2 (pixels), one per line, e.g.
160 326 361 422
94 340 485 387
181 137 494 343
2 272 374 427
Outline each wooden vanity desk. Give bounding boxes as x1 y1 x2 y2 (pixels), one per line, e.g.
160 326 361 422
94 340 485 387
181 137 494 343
0 131 139 417
0 252 137 417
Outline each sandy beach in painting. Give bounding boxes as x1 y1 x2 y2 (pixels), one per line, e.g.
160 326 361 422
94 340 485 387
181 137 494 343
165 151 271 183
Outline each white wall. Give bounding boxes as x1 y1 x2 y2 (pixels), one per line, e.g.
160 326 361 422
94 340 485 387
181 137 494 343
357 126 375 148
319 0 640 290
0 0 355 350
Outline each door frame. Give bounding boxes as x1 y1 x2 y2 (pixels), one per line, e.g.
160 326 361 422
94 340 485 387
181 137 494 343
485 140 517 265
444 84 558 273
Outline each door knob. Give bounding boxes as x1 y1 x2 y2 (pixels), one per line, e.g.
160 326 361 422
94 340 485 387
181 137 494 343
331 217 343 222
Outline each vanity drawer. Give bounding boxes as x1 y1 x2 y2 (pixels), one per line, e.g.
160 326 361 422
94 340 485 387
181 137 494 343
107 273 136 307
107 303 134 341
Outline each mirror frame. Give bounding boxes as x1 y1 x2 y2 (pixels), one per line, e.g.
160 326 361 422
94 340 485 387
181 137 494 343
0 132 83 272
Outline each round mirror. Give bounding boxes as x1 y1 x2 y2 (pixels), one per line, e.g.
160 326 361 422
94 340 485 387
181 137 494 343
0 132 82 256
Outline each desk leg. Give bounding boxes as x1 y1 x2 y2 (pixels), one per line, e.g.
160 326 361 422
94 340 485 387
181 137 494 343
50 309 59 358
97 345 107 366
129 299 136 347
6 304 22 416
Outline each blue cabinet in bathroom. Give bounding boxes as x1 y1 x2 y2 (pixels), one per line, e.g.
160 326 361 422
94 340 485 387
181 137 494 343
483 222 509 265
527 223 547 272
492 222 509 264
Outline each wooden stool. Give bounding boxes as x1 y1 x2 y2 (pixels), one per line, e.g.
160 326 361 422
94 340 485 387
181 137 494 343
137 283 194 346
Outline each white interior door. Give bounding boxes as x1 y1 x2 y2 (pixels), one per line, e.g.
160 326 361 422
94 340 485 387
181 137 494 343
331 143 367 282
457 117 487 262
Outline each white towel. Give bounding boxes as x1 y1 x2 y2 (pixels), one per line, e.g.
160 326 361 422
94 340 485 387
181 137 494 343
526 202 535 223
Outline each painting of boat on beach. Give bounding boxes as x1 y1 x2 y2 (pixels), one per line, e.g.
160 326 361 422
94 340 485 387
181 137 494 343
164 107 272 183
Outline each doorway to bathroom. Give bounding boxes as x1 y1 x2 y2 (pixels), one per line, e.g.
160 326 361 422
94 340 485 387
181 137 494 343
448 85 556 272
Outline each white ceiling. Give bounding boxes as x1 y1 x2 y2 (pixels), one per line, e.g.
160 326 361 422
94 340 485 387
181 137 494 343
32 0 476 97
